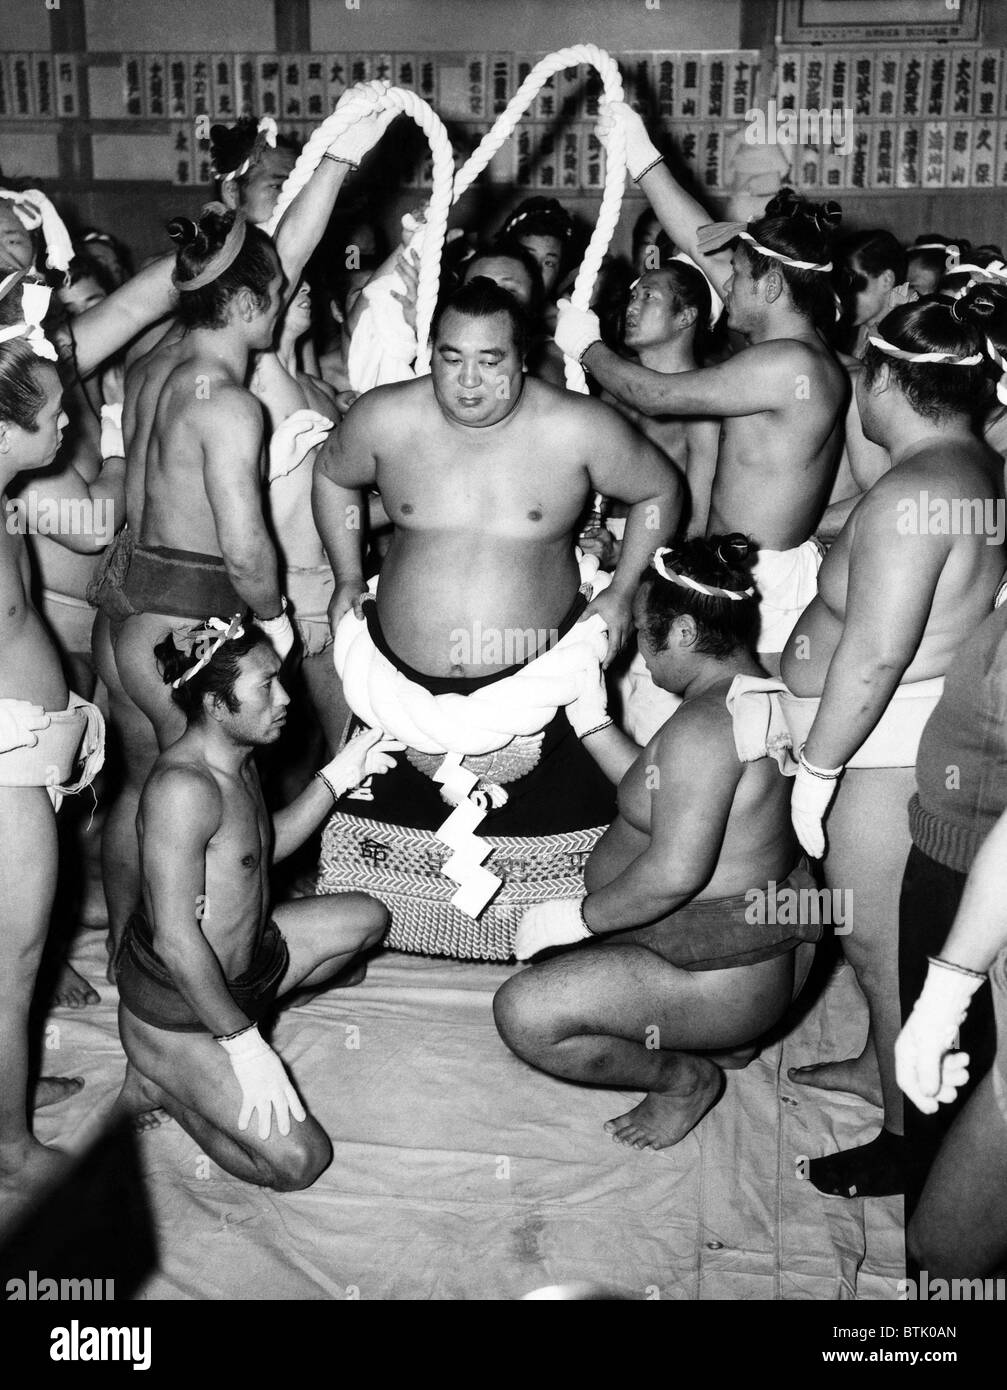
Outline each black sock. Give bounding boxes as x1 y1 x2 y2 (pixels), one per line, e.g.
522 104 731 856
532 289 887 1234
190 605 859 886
807 1129 922 1199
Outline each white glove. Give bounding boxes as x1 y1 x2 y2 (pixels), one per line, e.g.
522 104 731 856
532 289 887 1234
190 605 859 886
895 958 985 1114
790 752 843 859
515 898 594 961
317 726 405 799
258 600 295 662
99 402 124 460
217 1025 306 1140
267 409 334 483
555 299 602 363
0 698 51 754
328 81 397 168
566 659 611 739
598 100 662 182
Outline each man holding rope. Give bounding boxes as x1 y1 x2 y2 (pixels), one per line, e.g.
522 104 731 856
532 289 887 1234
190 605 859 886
555 103 848 674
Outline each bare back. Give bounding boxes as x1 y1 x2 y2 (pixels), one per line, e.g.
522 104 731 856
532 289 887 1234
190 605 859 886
127 331 263 556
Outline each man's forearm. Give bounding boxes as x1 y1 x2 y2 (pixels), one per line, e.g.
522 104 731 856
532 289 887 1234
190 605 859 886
940 812 1007 973
610 490 680 595
637 161 729 296
156 932 250 1037
579 722 640 786
803 641 912 768
582 342 699 417
583 853 698 934
312 468 365 582
273 160 350 297
222 540 283 618
272 778 339 862
73 255 177 377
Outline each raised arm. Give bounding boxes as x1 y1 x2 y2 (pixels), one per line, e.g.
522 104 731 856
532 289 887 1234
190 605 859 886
71 255 178 378
270 84 396 304
140 768 250 1038
201 388 283 619
578 337 802 420
603 101 733 297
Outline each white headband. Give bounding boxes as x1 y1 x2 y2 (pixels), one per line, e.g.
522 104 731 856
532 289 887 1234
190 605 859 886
867 332 982 367
737 230 833 273
224 115 278 183
170 614 246 688
652 547 754 600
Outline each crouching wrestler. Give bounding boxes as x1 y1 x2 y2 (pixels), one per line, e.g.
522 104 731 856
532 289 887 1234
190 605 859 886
114 619 400 1190
494 537 820 1150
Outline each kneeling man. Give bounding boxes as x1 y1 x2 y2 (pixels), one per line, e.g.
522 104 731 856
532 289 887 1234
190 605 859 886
115 618 400 1190
494 537 819 1148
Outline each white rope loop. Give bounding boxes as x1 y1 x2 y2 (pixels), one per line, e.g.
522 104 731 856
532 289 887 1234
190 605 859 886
269 46 627 390
266 86 456 360
453 44 627 393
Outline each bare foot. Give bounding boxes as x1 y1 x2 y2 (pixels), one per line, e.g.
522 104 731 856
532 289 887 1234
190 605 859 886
33 1076 85 1110
604 1056 724 1150
52 962 100 1009
787 1055 883 1107
115 1063 170 1133
0 1136 73 1214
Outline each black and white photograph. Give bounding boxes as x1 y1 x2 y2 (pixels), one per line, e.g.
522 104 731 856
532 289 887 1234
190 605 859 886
0 0 1004 1350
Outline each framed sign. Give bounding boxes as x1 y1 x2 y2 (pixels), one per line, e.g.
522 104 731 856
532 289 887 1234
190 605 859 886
781 0 982 46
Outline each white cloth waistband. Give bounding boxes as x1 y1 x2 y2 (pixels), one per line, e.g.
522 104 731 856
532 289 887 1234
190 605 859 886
334 551 611 756
0 691 105 808
779 676 945 769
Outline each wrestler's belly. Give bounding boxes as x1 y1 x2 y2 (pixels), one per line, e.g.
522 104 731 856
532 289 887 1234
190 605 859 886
0 608 69 707
783 593 991 695
32 532 101 601
376 533 581 677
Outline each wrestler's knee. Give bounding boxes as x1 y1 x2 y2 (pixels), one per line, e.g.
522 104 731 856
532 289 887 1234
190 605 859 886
266 1118 333 1192
344 892 389 950
493 971 552 1056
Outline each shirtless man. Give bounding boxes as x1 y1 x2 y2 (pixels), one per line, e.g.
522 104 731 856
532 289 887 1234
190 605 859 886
317 278 680 673
95 79 393 967
555 102 848 674
606 262 721 537
115 622 398 1189
312 278 681 865
0 336 105 1205
494 537 819 1148
780 288 1007 1196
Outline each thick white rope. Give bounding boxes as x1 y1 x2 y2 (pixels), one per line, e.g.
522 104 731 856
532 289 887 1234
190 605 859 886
266 87 455 356
451 43 627 392
269 47 626 385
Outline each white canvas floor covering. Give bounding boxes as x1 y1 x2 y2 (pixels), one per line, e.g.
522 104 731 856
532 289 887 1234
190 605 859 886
34 932 903 1300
